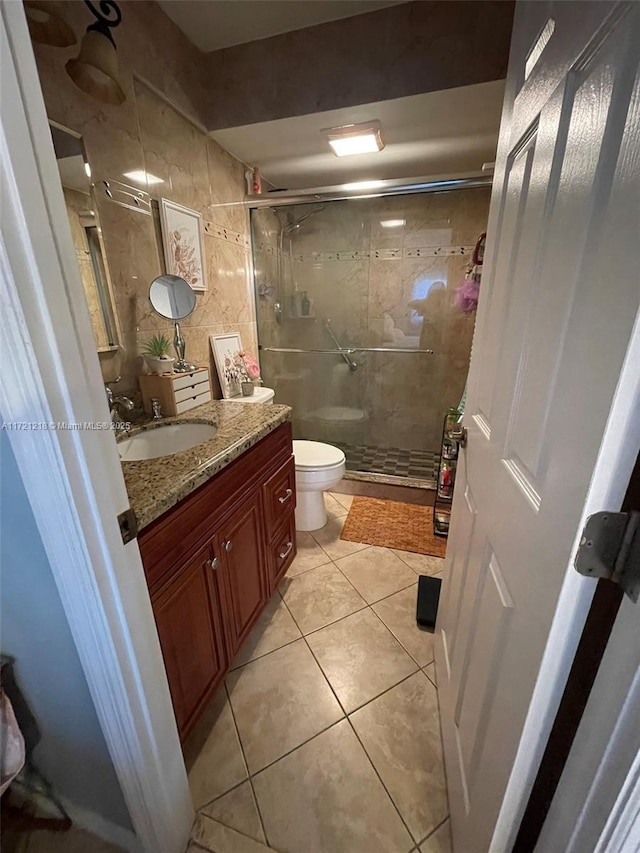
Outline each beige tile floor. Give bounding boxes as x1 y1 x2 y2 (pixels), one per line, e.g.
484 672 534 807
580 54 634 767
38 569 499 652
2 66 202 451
187 492 450 853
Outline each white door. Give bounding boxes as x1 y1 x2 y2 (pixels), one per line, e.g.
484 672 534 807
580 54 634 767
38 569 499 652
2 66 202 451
436 2 640 851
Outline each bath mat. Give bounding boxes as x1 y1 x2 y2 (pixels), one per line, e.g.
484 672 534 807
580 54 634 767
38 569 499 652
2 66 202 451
340 496 447 558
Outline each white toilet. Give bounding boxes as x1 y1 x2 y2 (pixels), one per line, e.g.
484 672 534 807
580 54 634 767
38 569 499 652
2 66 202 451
223 386 276 405
292 440 346 531
225 388 346 531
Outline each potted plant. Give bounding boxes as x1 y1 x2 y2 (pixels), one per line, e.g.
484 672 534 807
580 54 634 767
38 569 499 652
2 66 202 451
142 334 175 375
234 350 261 396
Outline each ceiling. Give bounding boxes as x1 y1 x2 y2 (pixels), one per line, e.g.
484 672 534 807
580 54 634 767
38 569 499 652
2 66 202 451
159 0 406 52
210 80 505 190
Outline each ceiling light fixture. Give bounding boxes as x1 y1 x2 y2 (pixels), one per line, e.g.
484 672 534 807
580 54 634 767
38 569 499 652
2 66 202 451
342 180 386 191
380 219 405 228
84 161 92 178
323 120 384 157
66 0 126 106
123 170 164 186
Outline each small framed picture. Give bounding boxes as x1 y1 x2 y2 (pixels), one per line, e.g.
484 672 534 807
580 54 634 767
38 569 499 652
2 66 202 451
210 332 243 399
159 198 207 292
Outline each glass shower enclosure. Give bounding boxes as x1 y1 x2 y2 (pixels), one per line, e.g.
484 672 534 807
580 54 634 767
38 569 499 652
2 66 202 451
250 185 491 486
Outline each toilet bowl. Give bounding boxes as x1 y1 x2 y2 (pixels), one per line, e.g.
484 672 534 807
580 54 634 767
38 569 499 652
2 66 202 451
224 389 345 530
293 440 346 531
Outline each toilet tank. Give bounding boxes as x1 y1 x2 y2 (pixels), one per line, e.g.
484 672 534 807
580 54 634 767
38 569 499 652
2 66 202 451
224 387 275 404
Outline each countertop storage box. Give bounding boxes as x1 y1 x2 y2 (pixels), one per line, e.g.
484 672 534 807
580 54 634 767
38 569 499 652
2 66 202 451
139 367 211 416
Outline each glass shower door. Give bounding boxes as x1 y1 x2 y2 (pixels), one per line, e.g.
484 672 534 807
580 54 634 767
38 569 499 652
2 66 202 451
251 187 489 484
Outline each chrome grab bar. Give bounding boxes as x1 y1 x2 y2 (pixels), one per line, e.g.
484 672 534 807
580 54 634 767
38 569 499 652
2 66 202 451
260 346 436 355
324 319 358 372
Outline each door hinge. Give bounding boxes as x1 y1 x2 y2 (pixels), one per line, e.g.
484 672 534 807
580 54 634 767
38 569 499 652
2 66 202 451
118 507 138 544
575 511 640 603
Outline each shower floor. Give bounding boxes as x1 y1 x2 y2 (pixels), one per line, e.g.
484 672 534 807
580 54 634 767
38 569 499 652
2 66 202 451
336 443 440 481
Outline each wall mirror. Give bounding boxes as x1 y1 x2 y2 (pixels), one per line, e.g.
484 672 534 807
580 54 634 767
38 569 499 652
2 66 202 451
148 274 197 372
50 122 120 352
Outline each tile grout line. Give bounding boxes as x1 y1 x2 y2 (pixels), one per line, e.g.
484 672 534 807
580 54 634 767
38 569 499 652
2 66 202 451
294 611 418 843
282 555 442 843
222 680 272 849
344 713 419 850
415 813 451 848
214 520 444 848
191 510 446 850
282 561 422 643
248 717 348 782
292 595 425 847
366 600 433 671
222 639 435 843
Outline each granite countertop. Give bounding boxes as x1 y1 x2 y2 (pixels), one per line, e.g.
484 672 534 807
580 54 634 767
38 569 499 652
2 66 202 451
120 400 291 530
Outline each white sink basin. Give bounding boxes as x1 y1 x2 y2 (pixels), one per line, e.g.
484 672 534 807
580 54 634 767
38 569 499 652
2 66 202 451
118 423 218 461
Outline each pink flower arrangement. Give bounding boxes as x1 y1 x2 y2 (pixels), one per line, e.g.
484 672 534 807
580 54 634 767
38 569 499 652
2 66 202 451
234 350 261 383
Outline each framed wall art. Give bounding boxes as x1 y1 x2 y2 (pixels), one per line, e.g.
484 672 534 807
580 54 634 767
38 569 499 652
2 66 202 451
159 198 207 292
210 332 243 399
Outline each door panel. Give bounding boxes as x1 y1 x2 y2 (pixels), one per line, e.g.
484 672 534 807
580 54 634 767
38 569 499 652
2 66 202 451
218 494 268 657
437 3 640 851
153 545 227 738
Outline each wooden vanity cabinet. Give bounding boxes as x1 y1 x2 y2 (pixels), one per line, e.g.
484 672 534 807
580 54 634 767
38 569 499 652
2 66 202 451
215 492 268 660
138 422 296 741
151 542 227 737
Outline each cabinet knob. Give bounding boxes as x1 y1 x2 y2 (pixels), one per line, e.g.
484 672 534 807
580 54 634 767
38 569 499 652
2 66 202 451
207 556 219 571
224 540 233 552
278 488 293 505
278 541 293 561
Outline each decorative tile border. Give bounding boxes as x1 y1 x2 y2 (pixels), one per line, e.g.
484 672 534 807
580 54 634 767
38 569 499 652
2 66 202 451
203 220 250 249
253 243 473 261
254 242 277 257
293 245 474 263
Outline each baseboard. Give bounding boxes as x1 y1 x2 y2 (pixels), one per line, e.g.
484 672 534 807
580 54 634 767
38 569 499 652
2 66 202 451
60 798 142 853
9 781 141 853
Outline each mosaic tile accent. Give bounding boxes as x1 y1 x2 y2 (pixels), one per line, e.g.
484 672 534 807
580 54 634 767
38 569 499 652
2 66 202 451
337 443 440 481
203 220 250 249
284 245 474 263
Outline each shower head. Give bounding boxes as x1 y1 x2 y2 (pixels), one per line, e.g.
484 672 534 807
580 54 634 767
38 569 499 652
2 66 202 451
282 204 325 235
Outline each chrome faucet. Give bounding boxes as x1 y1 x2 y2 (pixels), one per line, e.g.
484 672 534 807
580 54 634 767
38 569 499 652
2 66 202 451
105 379 134 425
151 398 163 420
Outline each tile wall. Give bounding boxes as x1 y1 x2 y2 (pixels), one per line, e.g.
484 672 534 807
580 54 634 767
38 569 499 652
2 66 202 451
31 1 256 393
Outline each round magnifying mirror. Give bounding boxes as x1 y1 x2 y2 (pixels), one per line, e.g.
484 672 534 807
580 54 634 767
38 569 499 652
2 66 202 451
149 274 196 320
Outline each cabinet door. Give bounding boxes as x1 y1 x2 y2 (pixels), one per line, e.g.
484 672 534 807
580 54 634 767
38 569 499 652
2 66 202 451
218 494 268 657
152 545 226 739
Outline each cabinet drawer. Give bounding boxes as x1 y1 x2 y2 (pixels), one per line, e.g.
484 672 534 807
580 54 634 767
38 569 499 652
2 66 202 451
268 514 296 592
263 456 296 535
176 389 211 414
173 369 208 391
174 379 210 404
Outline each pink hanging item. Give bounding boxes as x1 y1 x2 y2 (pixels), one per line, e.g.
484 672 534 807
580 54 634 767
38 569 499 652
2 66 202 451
454 232 486 313
454 276 481 312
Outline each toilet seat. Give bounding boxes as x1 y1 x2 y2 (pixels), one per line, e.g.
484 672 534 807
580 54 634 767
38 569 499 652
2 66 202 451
293 440 345 472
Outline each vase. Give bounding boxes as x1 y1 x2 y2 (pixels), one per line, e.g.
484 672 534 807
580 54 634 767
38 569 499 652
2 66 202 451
144 355 175 375
241 382 255 397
